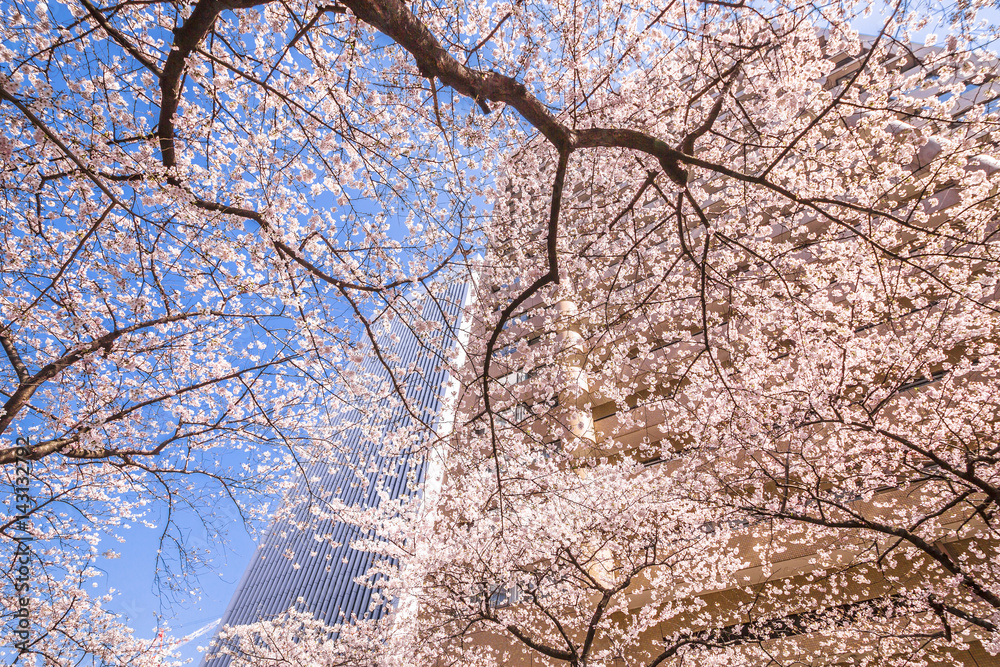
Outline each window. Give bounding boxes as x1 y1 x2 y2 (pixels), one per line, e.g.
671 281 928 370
497 395 559 427
532 439 562 459
497 369 530 387
897 368 947 393
497 402 529 425
469 582 526 609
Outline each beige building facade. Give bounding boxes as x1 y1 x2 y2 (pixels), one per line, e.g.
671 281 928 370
412 38 1000 667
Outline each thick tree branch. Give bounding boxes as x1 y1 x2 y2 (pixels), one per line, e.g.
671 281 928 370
680 62 741 156
0 327 29 384
340 0 571 146
158 0 276 168
501 622 576 663
758 506 1000 610
807 419 1000 509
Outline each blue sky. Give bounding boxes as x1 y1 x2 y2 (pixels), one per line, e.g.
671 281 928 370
97 503 260 664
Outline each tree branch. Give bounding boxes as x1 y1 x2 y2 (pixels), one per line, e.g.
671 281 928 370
0 327 29 384
0 312 197 455
648 594 961 667
502 622 576 663
481 147 569 520
340 0 571 147
78 0 163 76
158 0 277 168
192 197 460 292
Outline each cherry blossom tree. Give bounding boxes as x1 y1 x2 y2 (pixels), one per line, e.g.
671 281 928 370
383 14 1000 667
2 0 1000 663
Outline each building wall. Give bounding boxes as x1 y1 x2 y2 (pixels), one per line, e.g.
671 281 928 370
418 39 1000 667
202 280 470 666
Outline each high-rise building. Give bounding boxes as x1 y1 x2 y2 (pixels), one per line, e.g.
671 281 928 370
201 281 470 666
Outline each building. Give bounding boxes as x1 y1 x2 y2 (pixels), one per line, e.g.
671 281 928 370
201 280 470 666
399 36 1000 667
